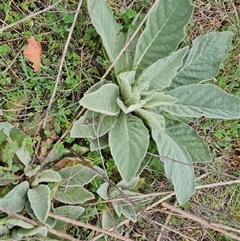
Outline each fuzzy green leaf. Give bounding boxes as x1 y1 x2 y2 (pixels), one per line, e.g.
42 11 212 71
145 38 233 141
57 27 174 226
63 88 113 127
0 181 29 212
125 13 142 69
136 154 151 177
70 110 117 139
89 135 108 151
117 98 144 113
55 186 95 204
85 79 108 95
97 182 109 200
162 84 240 119
0 225 6 238
136 47 188 91
136 109 165 130
55 206 85 218
80 83 120 116
59 164 97 187
16 147 31 167
27 185 51 223
17 227 47 238
6 219 33 229
134 0 193 74
121 202 136 222
102 210 117 230
152 129 195 204
54 206 85 230
88 0 124 73
32 170 61 186
109 113 149 183
166 122 212 163
171 32 233 88
143 92 178 108
0 122 14 136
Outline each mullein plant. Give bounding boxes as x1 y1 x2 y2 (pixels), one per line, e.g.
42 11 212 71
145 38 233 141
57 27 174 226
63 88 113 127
71 0 239 204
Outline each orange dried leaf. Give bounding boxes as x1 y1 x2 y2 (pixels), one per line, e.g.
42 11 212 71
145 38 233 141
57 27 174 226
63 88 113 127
23 36 42 72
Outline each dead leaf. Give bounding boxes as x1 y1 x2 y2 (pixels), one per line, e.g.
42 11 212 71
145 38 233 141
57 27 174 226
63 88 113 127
23 36 42 72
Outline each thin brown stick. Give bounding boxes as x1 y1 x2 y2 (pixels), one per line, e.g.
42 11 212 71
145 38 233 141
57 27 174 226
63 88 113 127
151 219 197 241
161 202 240 241
0 0 63 33
0 206 80 241
42 0 83 129
85 191 172 206
48 212 133 241
157 200 178 241
195 179 240 189
211 223 240 234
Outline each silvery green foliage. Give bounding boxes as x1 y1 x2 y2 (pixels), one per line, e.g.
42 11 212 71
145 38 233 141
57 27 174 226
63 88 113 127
71 0 239 204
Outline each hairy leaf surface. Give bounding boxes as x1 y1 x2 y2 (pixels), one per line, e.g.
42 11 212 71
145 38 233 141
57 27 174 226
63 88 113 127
171 32 232 88
59 164 97 187
109 113 149 183
0 181 29 212
125 13 142 69
136 109 165 130
134 0 193 74
70 110 117 139
27 185 51 223
152 129 195 204
80 83 120 116
88 0 124 72
162 84 240 119
166 122 211 162
32 170 61 186
137 47 188 91
143 92 178 108
55 186 95 204
89 135 108 151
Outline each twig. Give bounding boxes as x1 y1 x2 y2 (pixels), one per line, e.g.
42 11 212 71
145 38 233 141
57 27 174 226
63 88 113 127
48 212 133 241
157 200 178 241
0 206 80 241
195 179 240 189
0 0 64 33
42 0 83 129
161 202 240 241
211 223 240 234
84 191 172 206
151 219 197 241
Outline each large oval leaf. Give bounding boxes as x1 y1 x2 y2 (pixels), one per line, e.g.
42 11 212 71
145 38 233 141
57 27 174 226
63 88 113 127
59 164 97 187
134 0 193 74
27 185 51 223
70 110 117 139
109 113 149 183
152 128 195 204
162 84 240 119
55 186 94 204
166 122 212 163
88 0 124 73
136 109 165 130
80 83 120 116
171 31 232 88
54 205 85 231
136 47 188 91
0 181 29 212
